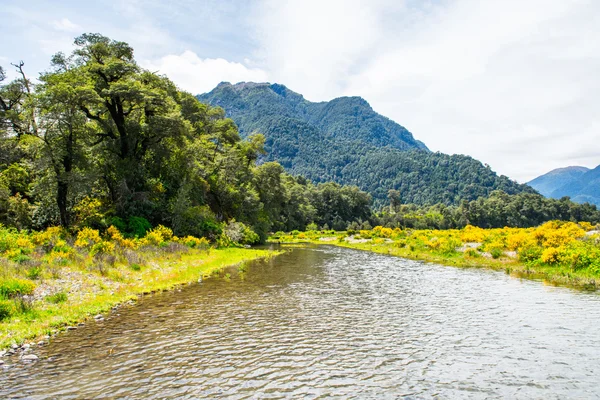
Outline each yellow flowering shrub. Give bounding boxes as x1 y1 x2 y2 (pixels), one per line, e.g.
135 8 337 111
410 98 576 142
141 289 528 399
182 236 210 248
142 225 174 246
32 226 63 246
74 228 101 248
541 247 562 264
16 237 34 253
90 240 115 255
461 225 486 243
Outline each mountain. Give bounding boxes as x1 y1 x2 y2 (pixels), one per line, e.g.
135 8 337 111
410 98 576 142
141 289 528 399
527 166 590 197
528 165 600 206
198 82 535 206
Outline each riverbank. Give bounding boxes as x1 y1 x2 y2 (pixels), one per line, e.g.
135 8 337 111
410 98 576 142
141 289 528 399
1 247 279 351
270 222 600 291
0 225 282 351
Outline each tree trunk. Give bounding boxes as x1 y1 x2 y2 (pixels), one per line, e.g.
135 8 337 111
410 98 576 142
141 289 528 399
57 179 69 228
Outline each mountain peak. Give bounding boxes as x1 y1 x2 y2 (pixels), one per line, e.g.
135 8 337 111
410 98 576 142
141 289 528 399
199 81 426 150
197 82 533 206
528 164 599 206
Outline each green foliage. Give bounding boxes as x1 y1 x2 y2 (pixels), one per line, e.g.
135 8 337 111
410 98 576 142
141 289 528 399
490 248 503 259
173 205 222 240
376 191 600 230
0 278 36 298
129 263 142 271
127 217 152 238
26 266 42 280
46 291 68 304
0 299 15 321
519 246 544 263
224 221 260 245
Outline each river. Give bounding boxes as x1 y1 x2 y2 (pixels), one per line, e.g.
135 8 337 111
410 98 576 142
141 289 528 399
2 245 600 399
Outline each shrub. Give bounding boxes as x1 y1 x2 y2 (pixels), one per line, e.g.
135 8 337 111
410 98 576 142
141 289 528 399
32 226 64 246
173 205 221 240
541 247 561 264
8 253 32 264
518 245 543 263
90 240 115 256
73 196 104 228
306 222 318 231
490 248 503 259
144 225 174 246
0 299 15 321
46 292 68 304
129 263 142 271
127 216 152 238
0 278 36 298
26 266 43 280
52 239 72 253
74 227 101 248
183 236 210 249
464 248 480 258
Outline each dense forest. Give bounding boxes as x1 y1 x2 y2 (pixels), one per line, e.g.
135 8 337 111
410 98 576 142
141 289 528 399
199 82 536 207
0 34 371 241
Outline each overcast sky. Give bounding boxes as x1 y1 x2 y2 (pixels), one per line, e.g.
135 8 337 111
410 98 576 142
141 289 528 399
2 0 598 182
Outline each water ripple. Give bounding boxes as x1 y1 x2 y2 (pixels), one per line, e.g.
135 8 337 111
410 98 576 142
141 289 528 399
2 245 600 399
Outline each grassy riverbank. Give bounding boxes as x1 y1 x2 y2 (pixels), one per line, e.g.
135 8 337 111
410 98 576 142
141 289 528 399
0 225 280 349
270 222 600 290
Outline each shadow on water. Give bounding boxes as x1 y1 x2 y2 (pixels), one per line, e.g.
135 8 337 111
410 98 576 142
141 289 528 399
2 245 600 399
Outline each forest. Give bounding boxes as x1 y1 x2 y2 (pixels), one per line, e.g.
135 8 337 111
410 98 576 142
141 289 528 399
0 34 371 242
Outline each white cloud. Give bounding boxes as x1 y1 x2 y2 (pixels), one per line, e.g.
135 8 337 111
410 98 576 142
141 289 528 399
141 51 269 94
250 0 600 182
51 18 82 33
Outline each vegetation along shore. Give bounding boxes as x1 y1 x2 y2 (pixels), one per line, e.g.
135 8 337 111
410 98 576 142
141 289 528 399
0 224 280 352
271 221 600 290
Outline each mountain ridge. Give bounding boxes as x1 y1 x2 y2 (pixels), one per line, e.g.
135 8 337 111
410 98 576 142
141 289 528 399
198 82 535 206
528 165 600 206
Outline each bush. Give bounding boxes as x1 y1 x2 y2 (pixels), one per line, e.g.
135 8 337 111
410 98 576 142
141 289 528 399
182 236 210 249
26 266 43 279
144 225 173 246
490 248 503 259
46 292 68 304
0 299 15 321
0 278 36 298
127 216 152 238
224 221 260 245
306 222 318 231
90 240 115 256
74 227 101 248
129 263 142 271
173 205 222 240
519 245 543 263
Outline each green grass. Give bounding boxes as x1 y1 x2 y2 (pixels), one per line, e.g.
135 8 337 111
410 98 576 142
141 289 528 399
0 247 280 349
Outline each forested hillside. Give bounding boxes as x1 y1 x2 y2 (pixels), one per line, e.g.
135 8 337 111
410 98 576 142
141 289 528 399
198 82 535 206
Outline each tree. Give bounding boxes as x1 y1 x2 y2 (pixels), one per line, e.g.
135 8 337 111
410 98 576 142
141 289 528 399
35 55 91 227
388 189 401 213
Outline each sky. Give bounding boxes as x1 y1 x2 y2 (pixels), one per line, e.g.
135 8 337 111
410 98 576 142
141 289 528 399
1 0 599 182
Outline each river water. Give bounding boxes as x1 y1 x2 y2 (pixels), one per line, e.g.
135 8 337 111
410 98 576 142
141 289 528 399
2 245 600 399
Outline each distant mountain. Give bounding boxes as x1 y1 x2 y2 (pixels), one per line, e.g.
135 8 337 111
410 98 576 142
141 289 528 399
198 82 535 206
528 166 590 197
528 165 600 206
